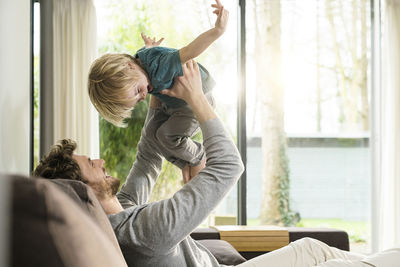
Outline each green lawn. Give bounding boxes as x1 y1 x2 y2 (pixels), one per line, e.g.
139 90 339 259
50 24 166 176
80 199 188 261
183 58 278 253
248 218 369 243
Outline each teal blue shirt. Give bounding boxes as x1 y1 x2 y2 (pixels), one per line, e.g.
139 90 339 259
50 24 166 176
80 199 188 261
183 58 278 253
135 46 215 108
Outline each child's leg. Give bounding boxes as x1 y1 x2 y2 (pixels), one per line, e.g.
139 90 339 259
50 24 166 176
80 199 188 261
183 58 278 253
236 238 365 267
156 92 215 170
156 105 203 169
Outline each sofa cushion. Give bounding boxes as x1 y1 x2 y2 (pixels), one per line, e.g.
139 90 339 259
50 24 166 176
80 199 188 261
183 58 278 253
197 239 247 266
287 227 350 251
10 175 127 267
49 178 122 253
191 227 220 240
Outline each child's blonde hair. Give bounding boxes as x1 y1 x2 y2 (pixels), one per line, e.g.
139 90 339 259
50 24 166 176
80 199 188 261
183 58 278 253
88 53 142 127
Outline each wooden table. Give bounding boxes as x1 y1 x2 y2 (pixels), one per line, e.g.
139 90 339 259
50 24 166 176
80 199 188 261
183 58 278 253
212 225 289 252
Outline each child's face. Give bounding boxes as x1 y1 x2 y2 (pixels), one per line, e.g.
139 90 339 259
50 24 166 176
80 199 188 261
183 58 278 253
127 65 153 108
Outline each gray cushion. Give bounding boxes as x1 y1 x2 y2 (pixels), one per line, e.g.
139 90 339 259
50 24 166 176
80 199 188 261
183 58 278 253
49 178 122 253
10 175 127 267
197 239 246 266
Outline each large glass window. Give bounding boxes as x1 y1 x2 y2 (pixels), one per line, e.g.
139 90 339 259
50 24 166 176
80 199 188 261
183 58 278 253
245 0 371 253
95 0 373 252
95 0 238 226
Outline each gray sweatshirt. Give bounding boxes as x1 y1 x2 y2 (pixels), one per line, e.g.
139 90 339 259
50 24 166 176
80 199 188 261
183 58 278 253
108 108 244 267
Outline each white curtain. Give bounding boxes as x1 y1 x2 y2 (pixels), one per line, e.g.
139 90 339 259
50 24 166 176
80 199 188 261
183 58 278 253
53 0 99 158
373 0 400 252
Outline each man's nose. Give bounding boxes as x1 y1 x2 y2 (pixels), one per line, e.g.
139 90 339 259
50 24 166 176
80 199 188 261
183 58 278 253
95 159 105 167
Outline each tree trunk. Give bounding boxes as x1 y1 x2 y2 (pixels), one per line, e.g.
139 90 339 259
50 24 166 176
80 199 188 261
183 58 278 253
326 0 369 132
254 0 293 226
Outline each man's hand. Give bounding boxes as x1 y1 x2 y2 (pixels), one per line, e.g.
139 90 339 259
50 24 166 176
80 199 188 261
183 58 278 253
182 165 191 184
161 60 216 124
161 60 203 106
181 156 206 185
190 156 206 179
212 0 229 35
141 33 164 48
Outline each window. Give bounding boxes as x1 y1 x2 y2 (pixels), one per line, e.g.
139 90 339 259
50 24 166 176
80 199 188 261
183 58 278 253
95 0 238 226
95 0 373 252
245 0 371 253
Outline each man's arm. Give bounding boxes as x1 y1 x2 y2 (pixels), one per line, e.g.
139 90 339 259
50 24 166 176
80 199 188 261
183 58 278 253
110 61 244 254
179 0 229 63
161 60 216 123
116 97 167 208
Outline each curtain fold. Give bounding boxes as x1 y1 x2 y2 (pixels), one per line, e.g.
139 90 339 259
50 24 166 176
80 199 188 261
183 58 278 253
374 0 400 251
53 0 99 157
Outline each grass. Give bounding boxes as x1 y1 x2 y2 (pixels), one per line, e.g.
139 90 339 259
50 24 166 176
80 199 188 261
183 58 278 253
296 218 369 243
248 218 369 243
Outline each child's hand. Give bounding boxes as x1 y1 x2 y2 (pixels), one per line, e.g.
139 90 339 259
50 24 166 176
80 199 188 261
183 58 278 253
212 0 229 35
141 33 164 48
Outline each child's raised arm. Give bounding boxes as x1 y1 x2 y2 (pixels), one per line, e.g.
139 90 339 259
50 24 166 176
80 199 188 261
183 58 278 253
179 0 229 64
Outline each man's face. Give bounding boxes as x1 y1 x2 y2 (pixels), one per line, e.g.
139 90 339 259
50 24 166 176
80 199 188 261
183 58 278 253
72 154 120 200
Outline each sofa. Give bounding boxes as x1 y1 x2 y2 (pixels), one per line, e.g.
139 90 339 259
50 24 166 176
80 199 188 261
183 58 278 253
7 173 349 266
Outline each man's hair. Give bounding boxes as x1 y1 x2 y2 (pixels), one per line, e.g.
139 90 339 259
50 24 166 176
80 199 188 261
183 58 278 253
88 53 142 127
32 139 85 182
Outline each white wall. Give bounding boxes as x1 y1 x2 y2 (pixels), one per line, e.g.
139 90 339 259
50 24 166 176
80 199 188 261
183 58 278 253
0 0 31 175
0 1 30 263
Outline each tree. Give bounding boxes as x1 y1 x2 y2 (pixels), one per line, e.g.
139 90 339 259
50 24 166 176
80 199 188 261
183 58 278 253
325 0 369 131
253 0 298 226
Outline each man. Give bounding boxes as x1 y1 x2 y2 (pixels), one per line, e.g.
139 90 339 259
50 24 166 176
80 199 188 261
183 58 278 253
33 61 399 267
34 60 244 266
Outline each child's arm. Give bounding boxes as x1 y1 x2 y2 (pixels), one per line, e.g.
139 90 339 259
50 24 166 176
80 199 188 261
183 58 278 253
179 0 229 63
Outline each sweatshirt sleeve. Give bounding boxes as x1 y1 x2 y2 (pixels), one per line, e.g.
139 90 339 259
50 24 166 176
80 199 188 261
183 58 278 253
111 118 245 254
116 107 170 208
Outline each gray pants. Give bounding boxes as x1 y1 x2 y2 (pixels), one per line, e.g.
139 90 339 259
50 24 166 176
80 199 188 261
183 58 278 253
155 92 215 169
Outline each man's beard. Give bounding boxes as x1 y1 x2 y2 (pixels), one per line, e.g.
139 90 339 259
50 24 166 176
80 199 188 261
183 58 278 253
107 176 120 196
91 177 120 200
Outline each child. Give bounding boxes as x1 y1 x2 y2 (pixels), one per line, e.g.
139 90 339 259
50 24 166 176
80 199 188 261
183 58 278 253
88 0 228 179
